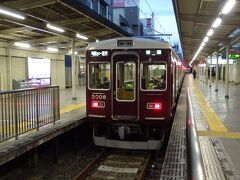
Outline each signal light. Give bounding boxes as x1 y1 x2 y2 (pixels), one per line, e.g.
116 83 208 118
91 101 105 108
147 102 162 110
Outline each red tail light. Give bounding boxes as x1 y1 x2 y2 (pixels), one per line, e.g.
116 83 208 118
91 101 105 108
147 102 162 110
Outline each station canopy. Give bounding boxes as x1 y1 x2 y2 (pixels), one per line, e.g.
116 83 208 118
173 0 240 65
0 0 130 53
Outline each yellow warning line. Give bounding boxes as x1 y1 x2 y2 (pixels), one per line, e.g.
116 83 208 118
60 102 86 114
198 131 240 139
191 80 228 132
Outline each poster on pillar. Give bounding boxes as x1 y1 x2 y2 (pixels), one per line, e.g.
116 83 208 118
28 57 51 86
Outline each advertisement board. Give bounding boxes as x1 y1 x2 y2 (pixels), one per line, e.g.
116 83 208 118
113 0 125 8
113 0 139 8
28 57 50 79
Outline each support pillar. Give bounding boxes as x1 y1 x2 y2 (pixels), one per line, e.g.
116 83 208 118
215 52 219 92
7 47 12 90
71 38 77 100
209 55 212 87
225 46 229 98
205 63 208 85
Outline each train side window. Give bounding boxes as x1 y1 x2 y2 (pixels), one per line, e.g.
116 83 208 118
88 63 110 90
141 62 167 91
116 62 136 101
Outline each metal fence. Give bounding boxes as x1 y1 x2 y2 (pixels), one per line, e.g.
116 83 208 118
186 88 206 180
0 86 60 142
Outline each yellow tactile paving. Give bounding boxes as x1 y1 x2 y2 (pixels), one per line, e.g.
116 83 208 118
60 102 86 114
198 131 240 139
191 80 228 132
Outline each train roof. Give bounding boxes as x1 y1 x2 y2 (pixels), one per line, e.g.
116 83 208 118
86 37 172 50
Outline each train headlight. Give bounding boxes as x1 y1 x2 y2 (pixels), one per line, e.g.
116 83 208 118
91 101 105 108
147 102 162 110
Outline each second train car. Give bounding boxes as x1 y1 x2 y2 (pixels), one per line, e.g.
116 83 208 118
86 37 185 149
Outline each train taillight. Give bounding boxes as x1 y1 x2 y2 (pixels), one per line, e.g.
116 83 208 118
91 101 105 108
147 102 162 110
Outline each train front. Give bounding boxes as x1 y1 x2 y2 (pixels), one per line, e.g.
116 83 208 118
85 38 175 150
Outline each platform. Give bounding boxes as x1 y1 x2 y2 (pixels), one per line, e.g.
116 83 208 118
191 76 240 179
161 74 240 179
0 86 86 166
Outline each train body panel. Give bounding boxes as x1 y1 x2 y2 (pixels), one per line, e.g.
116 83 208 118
86 37 185 149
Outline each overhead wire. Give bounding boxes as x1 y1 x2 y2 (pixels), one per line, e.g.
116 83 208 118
130 0 168 39
143 0 171 42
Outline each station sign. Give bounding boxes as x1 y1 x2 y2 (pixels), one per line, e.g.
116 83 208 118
229 54 240 60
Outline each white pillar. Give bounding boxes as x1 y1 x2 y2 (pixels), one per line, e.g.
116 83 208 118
7 47 12 90
205 62 209 84
215 52 219 91
225 46 229 98
209 55 212 87
71 38 77 100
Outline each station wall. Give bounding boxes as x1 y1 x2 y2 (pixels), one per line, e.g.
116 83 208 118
196 61 240 84
0 42 65 91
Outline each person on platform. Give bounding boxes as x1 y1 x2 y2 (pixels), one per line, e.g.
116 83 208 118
193 69 197 79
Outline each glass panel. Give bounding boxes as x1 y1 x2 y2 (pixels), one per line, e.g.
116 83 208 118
141 62 167 90
89 63 110 90
116 62 135 101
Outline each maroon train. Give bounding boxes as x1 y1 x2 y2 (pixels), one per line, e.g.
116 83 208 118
86 37 185 149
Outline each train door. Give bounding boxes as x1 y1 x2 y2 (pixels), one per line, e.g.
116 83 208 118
111 52 139 120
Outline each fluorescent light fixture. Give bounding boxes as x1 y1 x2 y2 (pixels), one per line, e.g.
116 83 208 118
47 23 64 33
203 36 209 42
69 50 77 55
14 42 31 48
47 47 58 52
0 7 25 20
76 33 88 40
207 29 214 36
221 0 236 14
212 17 222 28
201 42 205 47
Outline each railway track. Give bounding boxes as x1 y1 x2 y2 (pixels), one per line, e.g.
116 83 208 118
73 150 152 180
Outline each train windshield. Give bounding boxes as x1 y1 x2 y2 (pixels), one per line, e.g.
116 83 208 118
141 62 167 90
88 63 110 90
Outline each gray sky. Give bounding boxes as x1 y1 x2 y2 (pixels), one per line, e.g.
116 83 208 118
139 0 180 45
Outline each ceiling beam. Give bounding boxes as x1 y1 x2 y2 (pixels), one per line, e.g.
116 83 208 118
1 17 75 39
23 36 70 44
56 17 91 26
180 14 240 26
0 27 31 35
3 0 57 10
182 32 225 41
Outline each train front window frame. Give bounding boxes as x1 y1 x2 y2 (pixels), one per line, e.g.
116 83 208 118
116 61 136 102
140 62 167 91
88 62 110 90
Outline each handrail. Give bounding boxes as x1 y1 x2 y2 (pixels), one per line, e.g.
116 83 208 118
186 88 206 180
0 86 60 142
0 85 59 95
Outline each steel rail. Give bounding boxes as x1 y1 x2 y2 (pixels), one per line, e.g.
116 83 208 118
73 151 105 180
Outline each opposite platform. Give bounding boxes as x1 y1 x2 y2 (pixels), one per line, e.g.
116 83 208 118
0 86 86 166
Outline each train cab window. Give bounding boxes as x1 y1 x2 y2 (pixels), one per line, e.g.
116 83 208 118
116 62 136 101
141 62 167 91
88 63 110 90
